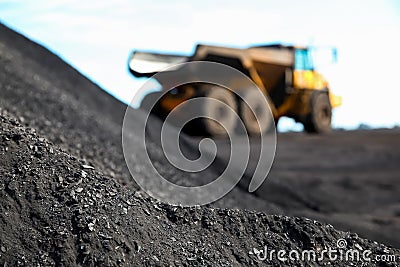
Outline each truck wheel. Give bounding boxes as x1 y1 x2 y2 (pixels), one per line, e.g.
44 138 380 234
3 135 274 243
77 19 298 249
240 89 273 136
197 86 237 137
303 92 332 133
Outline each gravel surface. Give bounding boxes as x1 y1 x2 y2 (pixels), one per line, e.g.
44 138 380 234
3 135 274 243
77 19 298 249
0 23 399 266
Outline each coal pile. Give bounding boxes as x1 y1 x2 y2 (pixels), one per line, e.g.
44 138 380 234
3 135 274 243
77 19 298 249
1 112 398 266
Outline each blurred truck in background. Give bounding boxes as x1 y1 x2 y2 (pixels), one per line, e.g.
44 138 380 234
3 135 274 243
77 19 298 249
128 43 342 136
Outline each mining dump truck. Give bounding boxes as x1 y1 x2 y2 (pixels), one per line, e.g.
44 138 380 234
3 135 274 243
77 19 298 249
128 44 342 136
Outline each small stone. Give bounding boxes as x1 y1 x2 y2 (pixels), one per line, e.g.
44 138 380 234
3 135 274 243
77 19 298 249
122 208 128 214
58 176 64 183
82 165 94 170
354 243 362 250
88 223 95 232
81 170 87 178
134 241 141 252
76 187 83 193
1 246 6 252
98 233 112 239
153 256 159 262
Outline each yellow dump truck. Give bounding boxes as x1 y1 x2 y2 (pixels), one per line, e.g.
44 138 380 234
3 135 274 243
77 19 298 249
128 44 341 136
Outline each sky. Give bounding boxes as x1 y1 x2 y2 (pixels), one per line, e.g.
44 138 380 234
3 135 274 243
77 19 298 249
0 0 399 130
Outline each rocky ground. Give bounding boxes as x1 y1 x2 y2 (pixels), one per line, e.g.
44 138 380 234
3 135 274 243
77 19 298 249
0 23 399 266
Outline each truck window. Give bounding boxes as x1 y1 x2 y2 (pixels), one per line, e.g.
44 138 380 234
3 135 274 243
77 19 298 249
295 49 313 70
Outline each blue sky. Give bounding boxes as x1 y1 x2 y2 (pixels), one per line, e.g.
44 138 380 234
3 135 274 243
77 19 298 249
1 0 399 130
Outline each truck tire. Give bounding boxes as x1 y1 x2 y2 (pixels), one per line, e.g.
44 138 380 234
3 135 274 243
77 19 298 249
197 86 237 137
240 89 273 136
303 91 332 133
